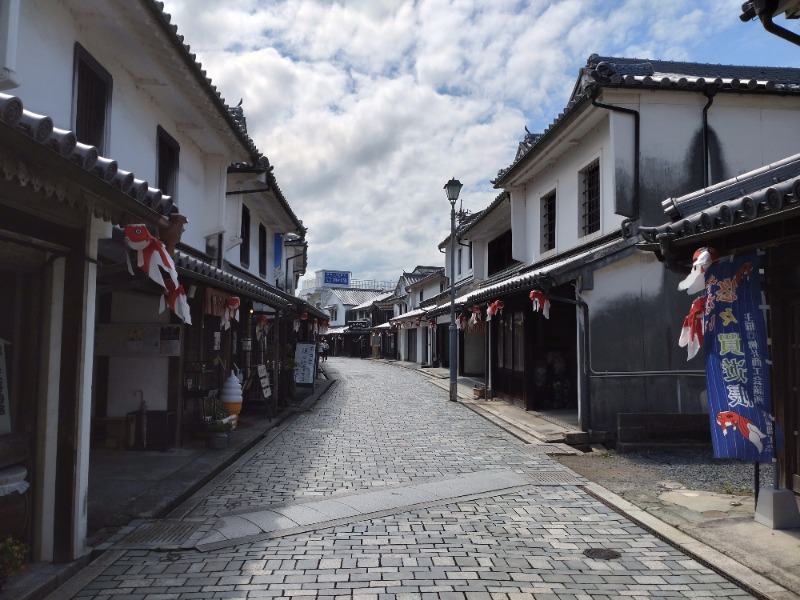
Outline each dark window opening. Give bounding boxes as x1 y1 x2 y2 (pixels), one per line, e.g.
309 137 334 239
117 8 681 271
541 189 556 252
468 242 473 270
258 224 267 277
240 205 250 268
457 248 462 275
580 160 600 236
157 126 179 200
487 229 514 276
73 44 112 154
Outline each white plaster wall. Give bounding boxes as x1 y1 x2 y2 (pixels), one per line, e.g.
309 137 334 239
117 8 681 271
471 239 487 281
521 122 616 264
329 297 346 326
13 0 241 252
510 190 527 261
633 91 800 187
106 293 171 415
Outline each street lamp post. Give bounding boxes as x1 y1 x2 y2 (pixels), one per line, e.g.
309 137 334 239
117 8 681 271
443 178 463 402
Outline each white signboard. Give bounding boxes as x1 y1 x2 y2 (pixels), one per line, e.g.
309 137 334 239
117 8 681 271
257 364 271 399
294 342 317 385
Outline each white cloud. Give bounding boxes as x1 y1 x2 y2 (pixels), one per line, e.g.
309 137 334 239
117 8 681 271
161 0 792 283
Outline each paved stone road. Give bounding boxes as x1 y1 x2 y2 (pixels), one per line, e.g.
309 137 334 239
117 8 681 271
71 358 753 599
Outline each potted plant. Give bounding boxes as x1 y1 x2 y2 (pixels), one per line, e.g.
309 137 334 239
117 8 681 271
0 535 28 590
204 394 236 448
205 418 233 449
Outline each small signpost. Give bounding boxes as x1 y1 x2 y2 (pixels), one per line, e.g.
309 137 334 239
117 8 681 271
294 342 317 388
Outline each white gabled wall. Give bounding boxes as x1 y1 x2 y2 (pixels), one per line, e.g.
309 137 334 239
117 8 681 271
519 121 617 264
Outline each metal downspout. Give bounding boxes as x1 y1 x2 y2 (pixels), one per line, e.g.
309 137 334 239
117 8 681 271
702 85 717 188
754 0 800 46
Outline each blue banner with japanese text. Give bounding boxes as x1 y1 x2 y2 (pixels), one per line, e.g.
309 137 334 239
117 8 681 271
704 252 774 462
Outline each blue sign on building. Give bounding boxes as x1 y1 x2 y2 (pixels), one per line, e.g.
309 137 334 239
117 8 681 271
704 252 774 462
324 271 350 286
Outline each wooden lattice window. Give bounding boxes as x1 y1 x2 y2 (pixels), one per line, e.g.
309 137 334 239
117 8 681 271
580 160 600 236
540 190 556 252
73 44 112 154
240 205 250 268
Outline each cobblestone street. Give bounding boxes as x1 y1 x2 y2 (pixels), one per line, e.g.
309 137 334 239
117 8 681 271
67 358 753 599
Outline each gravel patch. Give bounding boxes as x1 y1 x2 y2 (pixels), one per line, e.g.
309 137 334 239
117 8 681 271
555 447 776 496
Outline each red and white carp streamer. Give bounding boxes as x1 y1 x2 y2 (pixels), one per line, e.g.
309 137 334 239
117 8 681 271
678 247 719 295
678 296 706 360
486 299 504 321
529 290 550 319
221 296 240 330
123 224 191 324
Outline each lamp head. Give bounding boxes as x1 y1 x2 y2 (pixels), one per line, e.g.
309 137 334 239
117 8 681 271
444 178 462 206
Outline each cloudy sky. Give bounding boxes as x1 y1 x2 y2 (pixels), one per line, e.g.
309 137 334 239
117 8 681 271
161 0 795 285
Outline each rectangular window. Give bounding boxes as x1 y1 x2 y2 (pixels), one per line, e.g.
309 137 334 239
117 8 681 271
157 126 179 199
72 43 112 154
258 224 267 277
487 230 514 276
540 189 556 252
468 243 473 270
457 248 462 275
419 290 424 302
240 205 250 267
580 160 600 236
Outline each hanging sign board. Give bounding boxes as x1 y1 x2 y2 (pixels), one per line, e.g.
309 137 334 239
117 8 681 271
95 324 182 356
704 252 774 462
294 342 316 385
257 364 271 398
0 340 11 435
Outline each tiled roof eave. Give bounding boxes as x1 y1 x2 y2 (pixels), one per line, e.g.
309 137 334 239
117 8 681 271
144 1 261 162
176 251 293 310
639 171 800 253
493 94 591 188
0 103 170 227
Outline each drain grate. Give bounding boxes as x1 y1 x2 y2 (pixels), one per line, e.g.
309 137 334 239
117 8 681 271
527 471 582 485
584 547 621 560
116 520 200 549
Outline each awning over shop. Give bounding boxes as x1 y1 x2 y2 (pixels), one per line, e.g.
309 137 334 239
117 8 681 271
389 306 428 326
425 236 631 317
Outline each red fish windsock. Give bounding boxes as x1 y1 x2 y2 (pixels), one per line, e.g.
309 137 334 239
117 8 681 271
221 296 240 330
529 290 550 319
678 296 705 360
487 300 504 321
678 247 719 294
123 224 191 324
163 280 192 325
469 305 481 326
